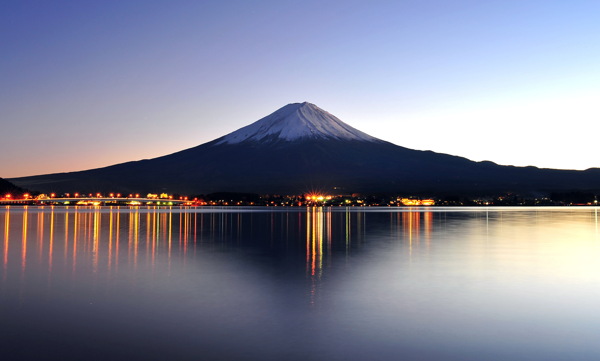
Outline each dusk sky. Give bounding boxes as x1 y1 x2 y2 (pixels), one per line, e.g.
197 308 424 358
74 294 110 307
2 0 599 178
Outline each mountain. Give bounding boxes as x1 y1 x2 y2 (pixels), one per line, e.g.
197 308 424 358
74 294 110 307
215 102 378 144
0 177 24 195
8 102 600 196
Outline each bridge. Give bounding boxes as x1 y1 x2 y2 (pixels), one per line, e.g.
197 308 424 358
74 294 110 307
0 197 193 206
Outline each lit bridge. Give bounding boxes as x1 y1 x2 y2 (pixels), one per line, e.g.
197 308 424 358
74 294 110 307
0 197 193 206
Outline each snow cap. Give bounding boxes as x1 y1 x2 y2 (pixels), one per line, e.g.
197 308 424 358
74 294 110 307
216 102 379 144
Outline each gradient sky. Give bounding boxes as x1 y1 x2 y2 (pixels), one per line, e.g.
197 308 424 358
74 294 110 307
2 0 599 178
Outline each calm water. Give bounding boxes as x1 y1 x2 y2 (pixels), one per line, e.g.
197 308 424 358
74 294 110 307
1 206 600 360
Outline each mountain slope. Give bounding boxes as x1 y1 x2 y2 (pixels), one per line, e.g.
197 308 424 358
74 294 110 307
9 102 600 195
0 177 24 195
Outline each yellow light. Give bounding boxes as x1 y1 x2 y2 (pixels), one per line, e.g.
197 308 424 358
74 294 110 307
398 198 435 206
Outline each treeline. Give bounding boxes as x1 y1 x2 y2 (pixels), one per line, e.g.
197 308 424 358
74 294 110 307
549 192 597 205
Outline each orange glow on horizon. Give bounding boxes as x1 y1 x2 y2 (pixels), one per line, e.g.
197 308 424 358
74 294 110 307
305 194 333 203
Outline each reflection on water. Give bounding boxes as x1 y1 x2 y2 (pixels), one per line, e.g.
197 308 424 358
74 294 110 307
1 207 213 282
1 206 600 361
1 206 434 302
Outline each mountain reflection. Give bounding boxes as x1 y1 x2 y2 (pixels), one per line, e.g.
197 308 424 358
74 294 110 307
3 206 600 361
1 206 437 296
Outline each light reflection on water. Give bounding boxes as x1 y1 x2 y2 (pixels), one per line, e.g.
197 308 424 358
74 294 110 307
1 206 600 360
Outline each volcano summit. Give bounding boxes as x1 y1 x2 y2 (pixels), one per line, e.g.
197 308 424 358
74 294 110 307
10 102 600 195
215 102 377 144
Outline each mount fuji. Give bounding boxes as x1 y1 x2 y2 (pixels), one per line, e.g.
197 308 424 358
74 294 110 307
215 102 378 144
9 102 600 195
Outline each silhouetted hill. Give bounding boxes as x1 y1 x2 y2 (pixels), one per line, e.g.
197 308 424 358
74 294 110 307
0 177 24 195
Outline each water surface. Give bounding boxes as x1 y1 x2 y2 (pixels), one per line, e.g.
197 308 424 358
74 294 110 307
1 206 599 360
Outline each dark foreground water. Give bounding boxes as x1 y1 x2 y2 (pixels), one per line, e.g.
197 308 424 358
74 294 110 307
1 206 600 360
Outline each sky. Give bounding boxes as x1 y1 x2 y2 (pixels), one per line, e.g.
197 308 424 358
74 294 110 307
2 0 599 178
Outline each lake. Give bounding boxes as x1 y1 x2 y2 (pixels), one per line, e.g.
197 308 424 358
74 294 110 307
1 206 599 360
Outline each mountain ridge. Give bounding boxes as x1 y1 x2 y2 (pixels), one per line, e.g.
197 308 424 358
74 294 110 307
8 102 600 196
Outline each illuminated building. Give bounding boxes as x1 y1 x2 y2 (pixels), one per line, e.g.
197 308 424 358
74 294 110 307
399 198 435 206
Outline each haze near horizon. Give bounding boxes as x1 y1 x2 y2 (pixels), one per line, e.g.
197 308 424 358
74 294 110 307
2 1 599 177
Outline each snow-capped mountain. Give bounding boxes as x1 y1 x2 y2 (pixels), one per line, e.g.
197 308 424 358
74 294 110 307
9 102 600 195
216 102 378 144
